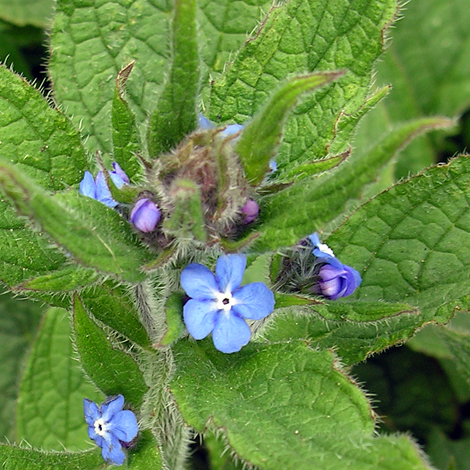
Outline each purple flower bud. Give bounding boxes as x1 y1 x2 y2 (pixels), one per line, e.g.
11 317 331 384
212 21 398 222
318 263 362 300
241 199 259 224
130 198 161 233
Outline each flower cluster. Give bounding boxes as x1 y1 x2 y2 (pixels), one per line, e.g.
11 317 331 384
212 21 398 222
309 232 362 300
180 254 275 353
84 394 138 466
79 164 162 233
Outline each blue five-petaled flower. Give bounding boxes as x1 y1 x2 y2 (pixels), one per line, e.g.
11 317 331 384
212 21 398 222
181 254 275 353
84 394 138 466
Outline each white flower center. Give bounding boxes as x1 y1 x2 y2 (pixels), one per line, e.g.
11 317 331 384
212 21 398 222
319 242 335 257
216 291 236 311
94 418 109 437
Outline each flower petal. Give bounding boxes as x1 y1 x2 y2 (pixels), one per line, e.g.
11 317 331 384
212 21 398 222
212 311 251 353
215 254 246 293
109 410 139 442
101 395 124 422
88 427 104 448
181 263 219 300
183 299 218 339
83 398 101 426
232 283 275 320
79 172 96 199
95 172 118 208
101 435 125 465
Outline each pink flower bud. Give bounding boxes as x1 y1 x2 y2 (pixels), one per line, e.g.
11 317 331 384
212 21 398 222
241 199 259 224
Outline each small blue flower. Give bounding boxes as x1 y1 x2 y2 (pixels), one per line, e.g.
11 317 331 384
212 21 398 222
130 198 161 232
79 164 129 208
309 232 343 269
318 263 362 300
181 254 275 353
83 394 138 466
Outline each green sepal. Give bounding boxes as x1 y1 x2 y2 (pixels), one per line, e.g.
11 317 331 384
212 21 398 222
127 429 163 469
147 0 199 156
0 445 105 470
80 282 151 349
163 178 207 242
236 72 344 186
112 61 142 180
273 292 318 308
0 161 148 282
255 116 455 251
16 307 104 450
72 293 148 409
158 292 186 347
170 340 431 470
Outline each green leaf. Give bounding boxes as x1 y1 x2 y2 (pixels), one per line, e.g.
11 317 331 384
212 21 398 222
236 71 344 185
49 0 172 154
18 265 100 293
329 155 470 319
254 116 454 252
81 281 151 349
197 0 272 81
147 0 199 156
127 429 163 470
0 291 44 442
170 340 431 470
354 0 470 179
73 293 148 409
262 301 433 365
0 0 54 28
0 445 105 470
0 64 87 189
0 162 149 283
112 62 142 180
209 0 397 177
0 64 89 291
16 307 104 451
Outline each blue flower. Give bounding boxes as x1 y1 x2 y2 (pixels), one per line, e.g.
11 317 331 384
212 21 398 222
198 114 243 138
84 394 138 466
309 232 343 269
79 164 129 208
130 198 161 232
318 263 362 300
181 254 275 353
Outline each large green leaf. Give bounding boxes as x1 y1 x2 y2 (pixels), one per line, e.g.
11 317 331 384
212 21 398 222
0 291 43 442
49 0 172 154
16 307 104 451
328 155 470 320
0 0 54 28
170 340 431 470
73 294 148 409
209 0 397 178
0 445 105 470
